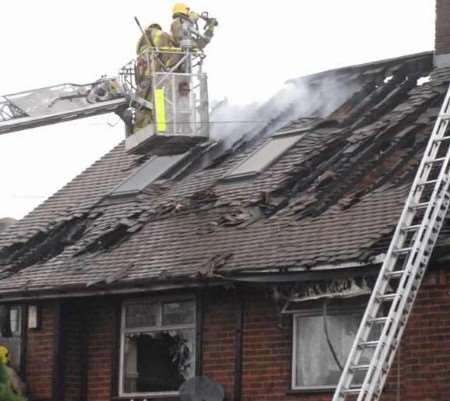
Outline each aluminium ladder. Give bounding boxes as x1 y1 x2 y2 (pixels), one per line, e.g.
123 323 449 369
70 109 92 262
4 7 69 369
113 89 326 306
332 83 450 401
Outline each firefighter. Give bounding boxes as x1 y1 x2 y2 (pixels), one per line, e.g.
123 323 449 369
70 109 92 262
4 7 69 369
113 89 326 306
0 346 26 399
170 3 218 51
135 23 176 131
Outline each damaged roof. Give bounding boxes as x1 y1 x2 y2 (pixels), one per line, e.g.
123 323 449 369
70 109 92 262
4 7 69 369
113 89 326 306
1 51 450 298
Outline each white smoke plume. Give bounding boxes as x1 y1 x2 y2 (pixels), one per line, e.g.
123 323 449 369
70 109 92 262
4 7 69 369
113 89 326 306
210 73 361 148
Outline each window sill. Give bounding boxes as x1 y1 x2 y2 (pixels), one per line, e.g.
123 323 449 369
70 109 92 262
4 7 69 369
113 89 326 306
286 387 334 395
112 396 179 401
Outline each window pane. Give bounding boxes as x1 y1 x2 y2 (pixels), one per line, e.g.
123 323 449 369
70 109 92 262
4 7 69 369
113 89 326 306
125 303 158 329
227 134 302 178
294 312 361 388
111 153 187 196
162 301 195 326
9 307 21 336
0 305 22 371
123 329 195 393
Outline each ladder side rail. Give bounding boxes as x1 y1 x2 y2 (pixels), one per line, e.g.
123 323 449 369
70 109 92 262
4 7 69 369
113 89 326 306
362 144 450 400
333 131 442 399
366 198 448 399
370 196 449 398
361 92 450 399
359 87 450 400
332 83 450 401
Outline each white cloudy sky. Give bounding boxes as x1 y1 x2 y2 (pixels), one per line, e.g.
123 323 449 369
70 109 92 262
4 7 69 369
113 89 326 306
0 0 435 219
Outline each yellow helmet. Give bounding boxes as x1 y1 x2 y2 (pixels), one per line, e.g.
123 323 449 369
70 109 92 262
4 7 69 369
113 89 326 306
172 3 190 16
0 346 9 364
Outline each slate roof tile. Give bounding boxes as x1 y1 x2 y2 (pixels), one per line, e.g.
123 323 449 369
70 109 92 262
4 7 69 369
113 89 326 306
1 52 449 297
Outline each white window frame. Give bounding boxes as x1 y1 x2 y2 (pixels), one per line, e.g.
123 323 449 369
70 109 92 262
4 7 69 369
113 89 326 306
291 302 365 391
223 132 304 180
119 296 196 398
0 305 23 373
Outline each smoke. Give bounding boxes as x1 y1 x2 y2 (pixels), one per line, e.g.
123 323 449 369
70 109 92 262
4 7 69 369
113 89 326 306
209 72 361 149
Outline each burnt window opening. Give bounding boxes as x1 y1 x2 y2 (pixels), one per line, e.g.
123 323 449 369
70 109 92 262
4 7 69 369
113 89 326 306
121 298 196 396
290 298 377 391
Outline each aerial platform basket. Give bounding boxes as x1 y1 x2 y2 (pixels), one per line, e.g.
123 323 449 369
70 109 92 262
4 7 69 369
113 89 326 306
120 38 211 156
124 71 210 155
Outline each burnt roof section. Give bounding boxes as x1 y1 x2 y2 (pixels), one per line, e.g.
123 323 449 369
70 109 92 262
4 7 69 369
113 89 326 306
1 51 450 298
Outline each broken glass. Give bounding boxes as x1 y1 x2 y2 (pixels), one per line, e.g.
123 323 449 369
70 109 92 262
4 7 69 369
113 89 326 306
123 329 195 393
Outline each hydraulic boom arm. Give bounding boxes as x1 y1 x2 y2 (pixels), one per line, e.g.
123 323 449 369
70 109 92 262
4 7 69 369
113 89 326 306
0 80 127 135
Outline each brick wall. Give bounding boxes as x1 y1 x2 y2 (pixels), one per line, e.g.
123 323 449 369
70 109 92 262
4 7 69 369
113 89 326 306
436 0 450 55
85 299 115 401
62 301 84 401
202 288 237 400
23 269 450 401
26 300 58 401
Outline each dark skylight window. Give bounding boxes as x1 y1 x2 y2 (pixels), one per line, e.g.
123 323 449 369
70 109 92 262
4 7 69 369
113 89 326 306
111 153 188 196
224 133 303 180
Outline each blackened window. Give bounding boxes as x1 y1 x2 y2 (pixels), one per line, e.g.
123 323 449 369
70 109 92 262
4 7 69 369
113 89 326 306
120 298 196 397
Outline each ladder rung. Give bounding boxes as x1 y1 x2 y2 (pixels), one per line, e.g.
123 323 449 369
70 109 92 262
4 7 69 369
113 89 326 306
350 364 370 372
359 340 380 348
377 293 397 302
425 157 447 164
400 224 421 232
367 316 389 325
417 179 438 187
439 113 450 120
434 135 450 142
342 388 362 395
410 201 431 210
393 247 413 255
384 270 406 278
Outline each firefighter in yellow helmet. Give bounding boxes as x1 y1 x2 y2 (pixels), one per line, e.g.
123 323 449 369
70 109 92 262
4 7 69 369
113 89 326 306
135 22 176 131
170 3 218 52
0 345 26 398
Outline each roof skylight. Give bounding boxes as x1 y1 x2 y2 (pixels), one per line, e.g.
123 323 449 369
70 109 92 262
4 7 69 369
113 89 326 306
111 153 188 196
224 133 303 180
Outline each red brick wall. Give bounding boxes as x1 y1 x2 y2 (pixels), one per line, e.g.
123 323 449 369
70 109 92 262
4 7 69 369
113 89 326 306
436 0 450 55
26 300 58 401
85 299 115 401
23 269 450 401
202 288 237 400
62 301 84 401
381 270 450 401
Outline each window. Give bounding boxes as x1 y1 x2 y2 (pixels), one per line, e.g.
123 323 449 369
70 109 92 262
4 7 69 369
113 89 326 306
111 153 188 196
0 305 22 371
120 298 196 397
224 133 303 180
291 299 370 390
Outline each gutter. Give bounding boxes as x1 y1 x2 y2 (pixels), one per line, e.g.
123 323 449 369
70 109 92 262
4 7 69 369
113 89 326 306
0 257 386 302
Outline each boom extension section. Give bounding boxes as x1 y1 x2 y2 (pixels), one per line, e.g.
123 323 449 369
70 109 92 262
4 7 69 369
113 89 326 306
0 80 127 135
0 10 216 156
